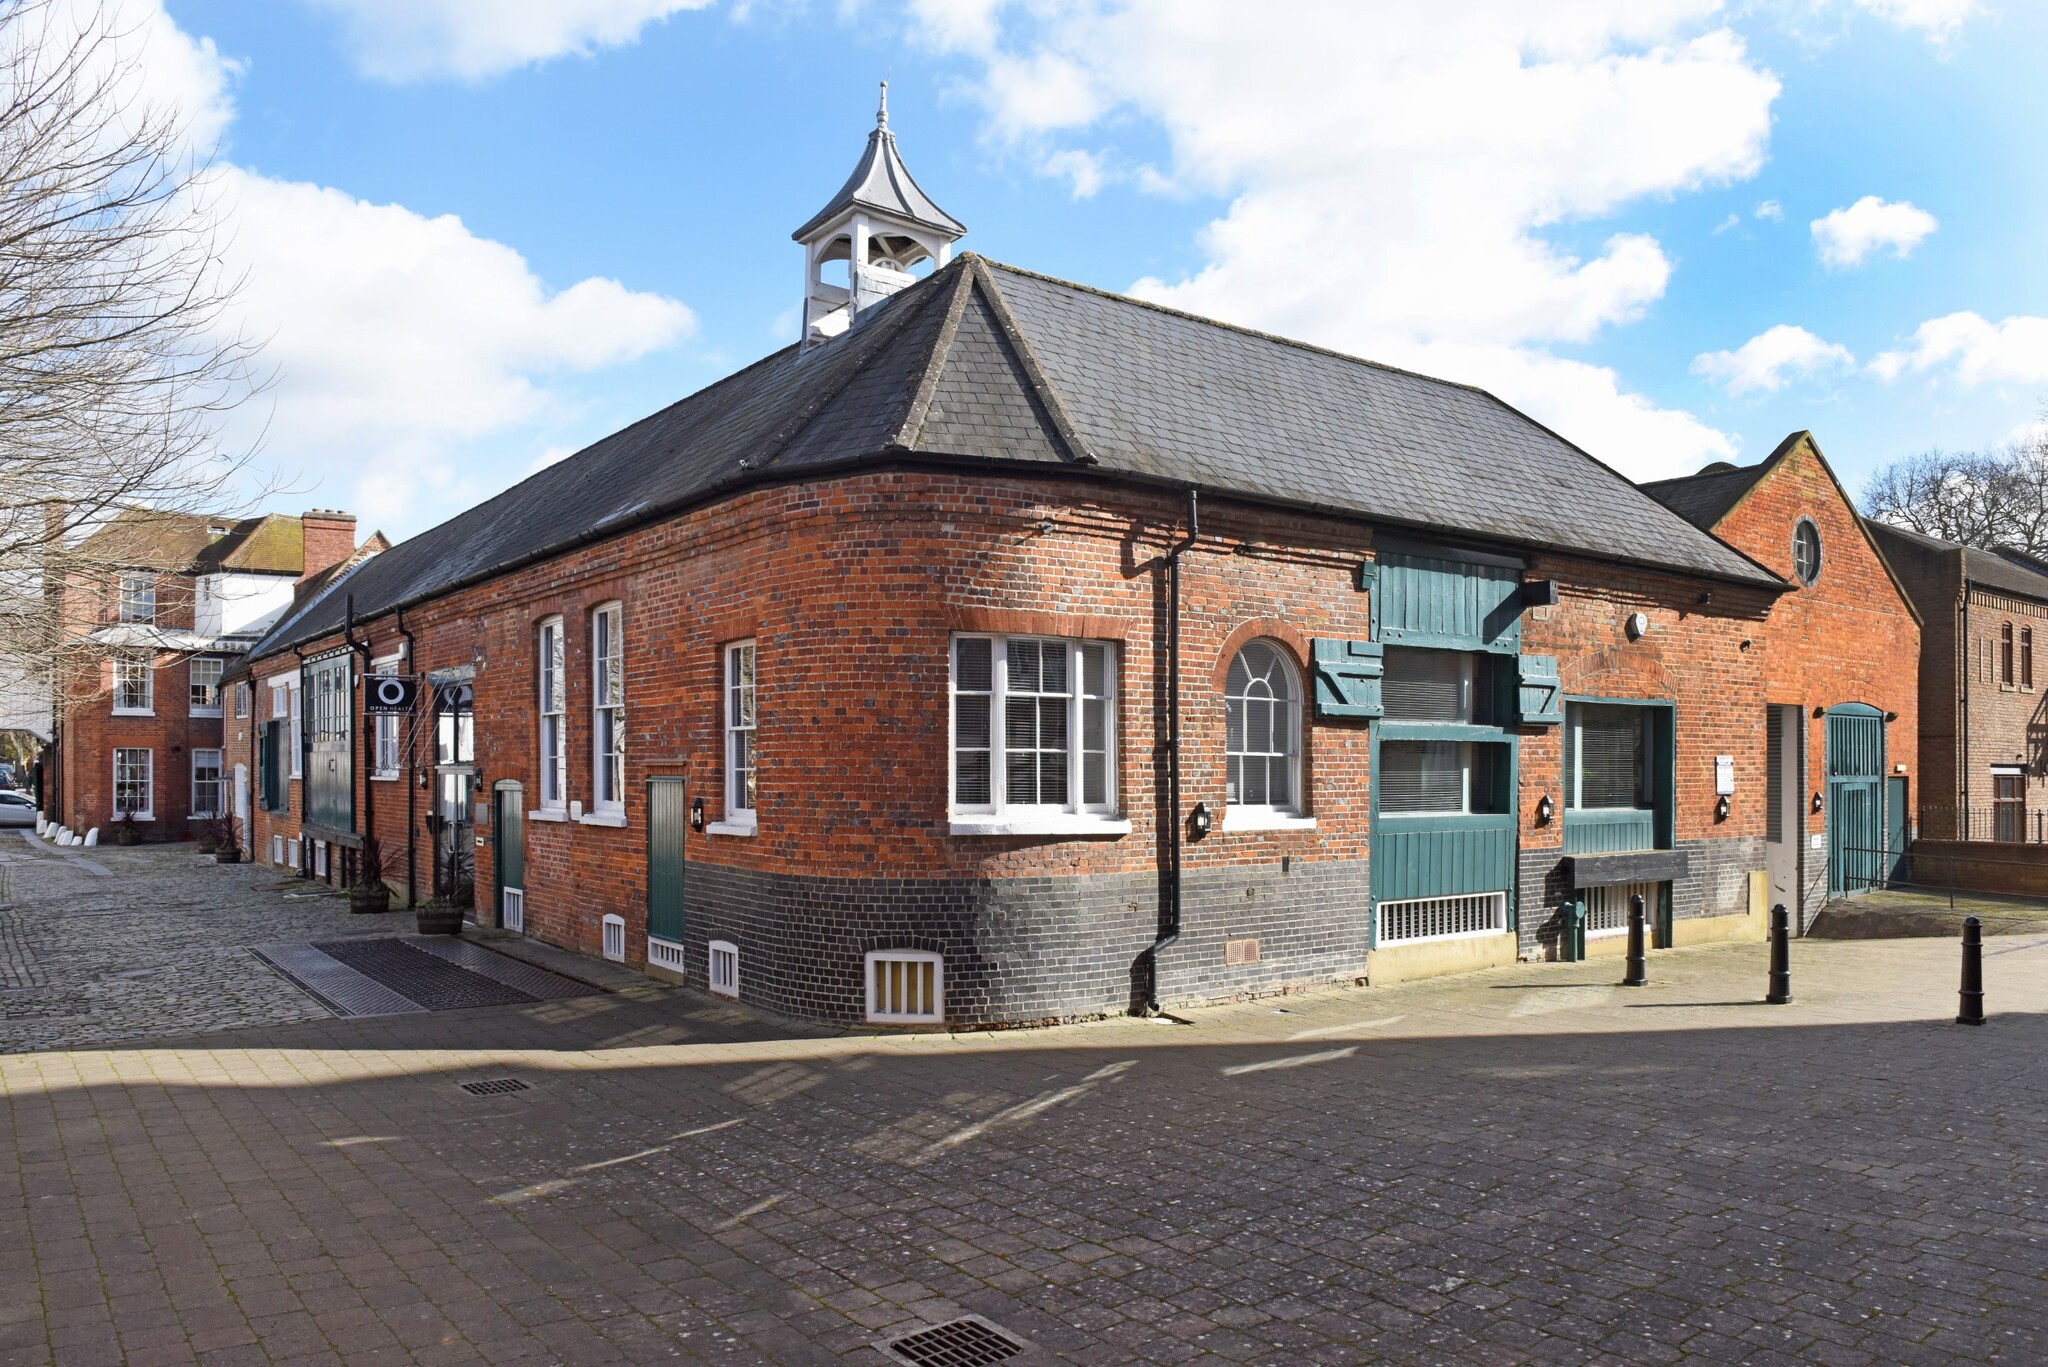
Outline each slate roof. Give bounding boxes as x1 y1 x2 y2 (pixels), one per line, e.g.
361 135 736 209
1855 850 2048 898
1865 521 2048 606
791 99 965 241
77 508 307 576
1639 432 1806 531
246 254 1783 661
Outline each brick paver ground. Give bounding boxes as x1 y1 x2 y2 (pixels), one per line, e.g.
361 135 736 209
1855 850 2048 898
3 846 2047 1364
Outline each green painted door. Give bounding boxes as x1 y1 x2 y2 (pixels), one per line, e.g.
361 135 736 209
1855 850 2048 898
647 778 686 946
493 783 524 929
1885 775 1909 884
1827 706 1884 896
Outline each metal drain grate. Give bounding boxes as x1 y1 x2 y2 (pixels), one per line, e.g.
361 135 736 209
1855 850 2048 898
459 1077 530 1096
879 1316 1028 1367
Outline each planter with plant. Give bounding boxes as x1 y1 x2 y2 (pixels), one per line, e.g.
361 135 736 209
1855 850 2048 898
212 815 241 863
350 837 394 914
113 813 140 846
415 899 464 935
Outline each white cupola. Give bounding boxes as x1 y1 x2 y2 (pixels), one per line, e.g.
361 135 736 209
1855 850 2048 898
792 83 966 347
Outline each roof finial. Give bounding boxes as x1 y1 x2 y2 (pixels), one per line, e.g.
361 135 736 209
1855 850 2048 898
877 79 889 130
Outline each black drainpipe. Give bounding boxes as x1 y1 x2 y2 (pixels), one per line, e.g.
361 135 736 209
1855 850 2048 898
341 595 372 884
1143 488 1200 1015
396 606 418 908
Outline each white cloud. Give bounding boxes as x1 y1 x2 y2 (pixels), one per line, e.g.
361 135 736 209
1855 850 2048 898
1847 0 1979 41
214 169 694 527
1871 313 2048 386
1810 195 1938 269
1691 325 1856 395
306 0 714 81
1754 199 1783 221
1712 212 1741 233
920 0 1778 480
1040 147 1107 199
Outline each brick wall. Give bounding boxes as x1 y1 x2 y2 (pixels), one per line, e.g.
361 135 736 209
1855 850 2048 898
233 467 1793 1023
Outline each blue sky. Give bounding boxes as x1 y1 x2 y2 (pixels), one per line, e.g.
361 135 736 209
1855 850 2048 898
135 0 2045 543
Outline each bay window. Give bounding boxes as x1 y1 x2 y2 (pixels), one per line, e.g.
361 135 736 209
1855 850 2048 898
951 635 1119 831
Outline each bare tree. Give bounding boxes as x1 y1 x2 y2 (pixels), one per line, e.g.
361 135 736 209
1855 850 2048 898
1864 429 2048 557
0 0 263 715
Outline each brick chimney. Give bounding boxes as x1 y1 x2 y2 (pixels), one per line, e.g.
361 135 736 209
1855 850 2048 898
299 509 358 583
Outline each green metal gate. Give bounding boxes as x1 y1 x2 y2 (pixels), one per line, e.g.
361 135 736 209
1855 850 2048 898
1827 705 1884 897
646 777 687 947
1885 774 1909 884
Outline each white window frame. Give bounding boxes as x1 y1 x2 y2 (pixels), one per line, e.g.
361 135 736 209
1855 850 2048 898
1222 640 1313 830
371 653 403 780
189 656 223 717
948 634 1126 837
112 653 153 715
537 618 566 809
234 682 249 719
589 602 624 816
118 571 155 624
288 679 302 779
716 640 757 835
112 748 153 821
190 748 224 819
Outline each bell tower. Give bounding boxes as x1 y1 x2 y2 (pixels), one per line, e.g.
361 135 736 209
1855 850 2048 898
792 83 966 347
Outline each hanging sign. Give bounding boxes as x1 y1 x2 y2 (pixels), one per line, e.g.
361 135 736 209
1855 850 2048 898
363 676 419 714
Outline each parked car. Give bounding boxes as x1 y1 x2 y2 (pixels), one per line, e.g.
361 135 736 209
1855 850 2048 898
0 791 35 827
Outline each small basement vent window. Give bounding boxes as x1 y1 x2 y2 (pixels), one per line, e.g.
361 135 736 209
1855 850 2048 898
286 837 300 868
1585 882 1656 938
647 936 685 974
866 950 944 1024
707 940 738 998
271 834 283 865
1377 891 1508 946
501 888 524 934
313 840 328 878
601 914 625 962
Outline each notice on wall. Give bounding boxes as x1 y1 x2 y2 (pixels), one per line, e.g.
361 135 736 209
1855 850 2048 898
1715 754 1735 796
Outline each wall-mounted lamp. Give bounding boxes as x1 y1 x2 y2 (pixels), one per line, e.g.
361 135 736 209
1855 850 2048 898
1715 794 1731 822
1813 706 1827 719
1885 711 1899 723
1625 612 1650 640
690 797 705 832
1189 802 1211 840
1812 792 1824 814
1536 793 1555 824
1697 591 1714 607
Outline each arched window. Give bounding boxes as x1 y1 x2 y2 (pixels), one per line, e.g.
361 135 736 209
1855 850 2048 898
1226 641 1302 815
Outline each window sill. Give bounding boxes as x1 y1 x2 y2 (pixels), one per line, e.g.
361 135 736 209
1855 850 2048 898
577 810 628 829
1220 809 1318 832
706 818 757 837
111 708 153 718
190 709 223 720
529 808 569 822
948 815 1132 838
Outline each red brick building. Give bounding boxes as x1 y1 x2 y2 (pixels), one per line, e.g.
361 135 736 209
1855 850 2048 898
222 112 1915 1027
1866 520 2048 843
45 509 379 843
1644 434 1922 928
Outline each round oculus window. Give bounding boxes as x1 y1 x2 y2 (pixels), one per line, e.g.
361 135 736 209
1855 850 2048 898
1792 518 1822 587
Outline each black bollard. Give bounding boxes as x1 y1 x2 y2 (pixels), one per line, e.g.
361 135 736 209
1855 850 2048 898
1766 904 1791 1004
1958 915 1985 1026
1623 892 1648 987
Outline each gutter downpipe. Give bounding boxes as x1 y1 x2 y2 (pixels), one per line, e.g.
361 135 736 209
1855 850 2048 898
289 643 308 878
342 595 372 877
1959 574 1971 834
396 606 418 909
1143 488 1200 1016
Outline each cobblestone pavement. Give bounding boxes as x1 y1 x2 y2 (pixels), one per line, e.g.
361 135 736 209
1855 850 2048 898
0 841 413 1052
5 867 2048 1364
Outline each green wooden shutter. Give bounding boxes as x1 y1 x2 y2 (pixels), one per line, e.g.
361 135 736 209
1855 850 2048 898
258 721 279 811
1514 654 1562 726
1313 639 1384 719
646 778 686 944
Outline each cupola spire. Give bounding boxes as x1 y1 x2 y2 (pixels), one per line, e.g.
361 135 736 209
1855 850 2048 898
793 83 965 346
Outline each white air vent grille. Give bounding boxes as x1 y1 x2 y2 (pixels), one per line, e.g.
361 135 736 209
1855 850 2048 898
314 841 327 878
502 888 524 934
272 834 283 865
648 936 685 973
1376 891 1508 945
601 914 625 962
708 940 738 997
866 950 943 1024
286 837 300 868
1585 882 1655 938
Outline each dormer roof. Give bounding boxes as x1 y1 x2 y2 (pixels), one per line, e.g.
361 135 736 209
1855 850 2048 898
791 85 965 242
